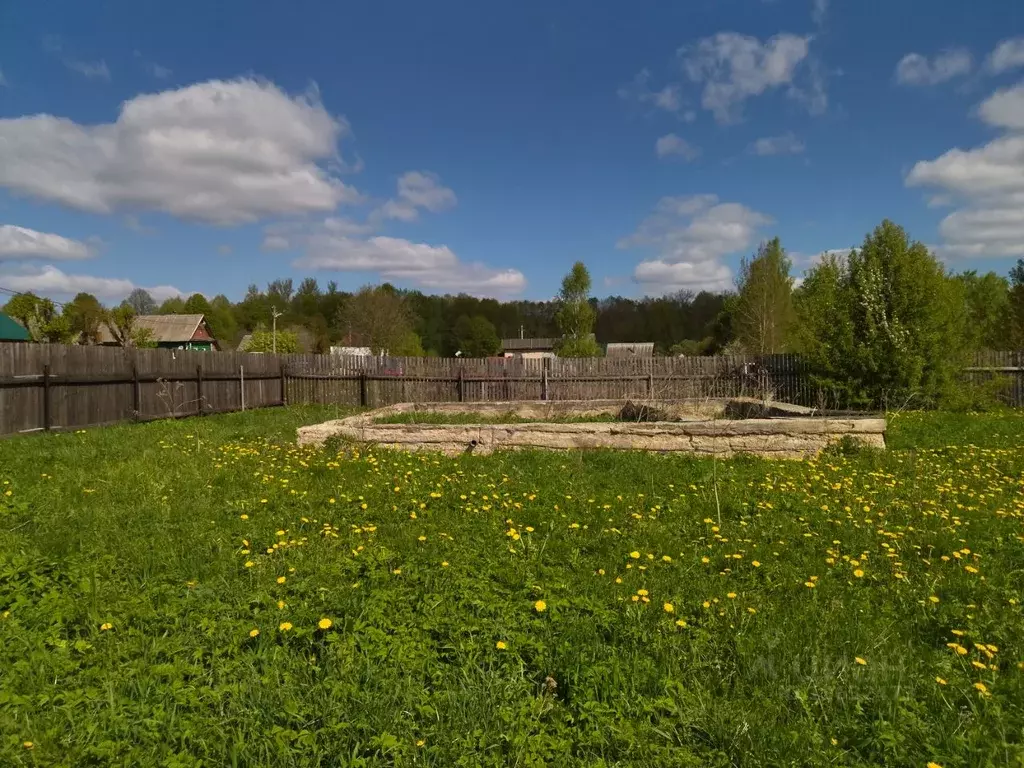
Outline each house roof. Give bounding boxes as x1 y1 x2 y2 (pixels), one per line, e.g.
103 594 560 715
0 312 30 341
502 337 557 351
97 314 210 344
606 342 655 358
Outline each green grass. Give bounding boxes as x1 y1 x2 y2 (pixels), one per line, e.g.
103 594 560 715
373 410 619 425
2 406 1024 766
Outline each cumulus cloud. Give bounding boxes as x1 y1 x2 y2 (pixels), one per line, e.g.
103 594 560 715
749 133 805 156
619 194 772 293
680 32 812 123
376 171 457 222
0 264 182 300
987 38 1024 74
0 225 94 260
895 49 972 86
294 234 524 296
906 84 1024 258
0 78 360 225
655 133 700 160
617 70 690 116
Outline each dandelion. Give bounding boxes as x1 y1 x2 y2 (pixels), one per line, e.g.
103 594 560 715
747 607 757 614
662 555 672 562
276 576 286 584
929 595 940 603
752 560 761 567
629 551 640 559
675 619 687 628
23 742 33 749
927 763 943 768
100 622 112 631
277 600 286 609
495 640 507 650
534 600 547 612
244 561 255 568
804 581 816 588
249 628 260 638
853 569 864 578
973 681 990 696
702 601 711 608
855 657 867 666
318 618 333 630
726 592 737 599
663 603 674 613
701 556 711 564
416 739 426 747
441 561 449 567
279 622 293 632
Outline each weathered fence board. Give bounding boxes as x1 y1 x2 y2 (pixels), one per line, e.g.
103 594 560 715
1 345 1022 436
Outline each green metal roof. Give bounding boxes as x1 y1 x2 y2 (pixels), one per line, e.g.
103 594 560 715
0 312 30 342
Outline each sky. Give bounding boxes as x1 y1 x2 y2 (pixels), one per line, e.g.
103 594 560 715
0 0 1023 306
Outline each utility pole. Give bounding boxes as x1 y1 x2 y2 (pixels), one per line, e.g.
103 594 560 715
271 306 284 354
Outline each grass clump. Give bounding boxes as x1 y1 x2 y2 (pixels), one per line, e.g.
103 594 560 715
1 406 1024 765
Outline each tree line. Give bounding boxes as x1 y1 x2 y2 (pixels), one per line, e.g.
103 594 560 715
4 217 1024 407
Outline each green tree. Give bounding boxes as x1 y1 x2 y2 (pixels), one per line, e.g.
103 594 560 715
241 329 300 353
733 237 796 354
1008 260 1024 349
183 293 212 316
157 296 187 314
795 220 970 408
555 261 601 357
2 293 73 343
957 271 1010 351
340 286 415 355
103 305 156 348
63 292 106 344
392 330 426 357
453 315 500 357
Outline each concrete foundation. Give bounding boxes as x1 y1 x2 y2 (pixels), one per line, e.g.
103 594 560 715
297 400 886 459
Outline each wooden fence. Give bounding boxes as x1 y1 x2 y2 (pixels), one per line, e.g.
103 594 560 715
2 345 1023 436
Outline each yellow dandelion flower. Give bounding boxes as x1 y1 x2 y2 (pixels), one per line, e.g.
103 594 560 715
637 589 649 596
853 569 864 578
23 742 33 750
973 681 990 696
929 595 940 603
318 618 333 630
276 576 286 584
279 622 293 632
495 640 508 650
416 739 426 747
629 551 640 559
663 602 674 613
935 677 947 685
240 514 249 520
249 628 260 638
927 763 943 768
441 561 449 567
747 607 757 614
804 581 816 588
662 555 672 562
752 560 761 567
534 600 547 612
854 657 867 666
675 618 687 627
702 600 711 608
244 561 255 568
701 556 710 564
726 592 737 599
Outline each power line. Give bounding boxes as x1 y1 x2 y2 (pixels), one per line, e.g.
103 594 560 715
0 285 70 308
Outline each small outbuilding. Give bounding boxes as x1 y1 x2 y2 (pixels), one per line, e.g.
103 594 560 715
98 314 219 351
606 342 654 358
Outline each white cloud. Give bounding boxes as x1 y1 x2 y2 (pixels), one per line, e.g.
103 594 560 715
680 32 812 123
749 132 805 156
895 49 972 86
376 171 457 222
617 70 688 116
66 59 111 81
655 133 700 160
812 0 829 28
0 264 182 300
0 224 93 260
261 235 293 251
977 83 1024 130
150 63 172 79
294 234 525 296
906 84 1024 258
619 194 772 293
0 78 360 225
987 38 1024 74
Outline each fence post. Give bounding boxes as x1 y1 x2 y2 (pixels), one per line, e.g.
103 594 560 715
132 363 141 420
503 368 510 401
541 359 549 401
280 362 288 406
240 365 245 412
648 371 654 399
457 367 464 402
196 364 205 415
42 364 52 432
359 369 368 407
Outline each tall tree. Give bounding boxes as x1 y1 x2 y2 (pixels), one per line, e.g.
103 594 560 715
183 293 212 316
157 296 187 314
555 261 601 357
340 285 415 355
1008 260 1024 349
733 238 796 354
63 292 106 344
122 288 157 315
957 271 1010 351
453 315 500 357
2 293 73 343
103 306 156 348
796 220 970 408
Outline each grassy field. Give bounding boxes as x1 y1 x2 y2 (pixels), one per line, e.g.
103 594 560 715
2 406 1024 766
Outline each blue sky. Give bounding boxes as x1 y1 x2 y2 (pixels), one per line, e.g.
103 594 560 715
0 0 1022 304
